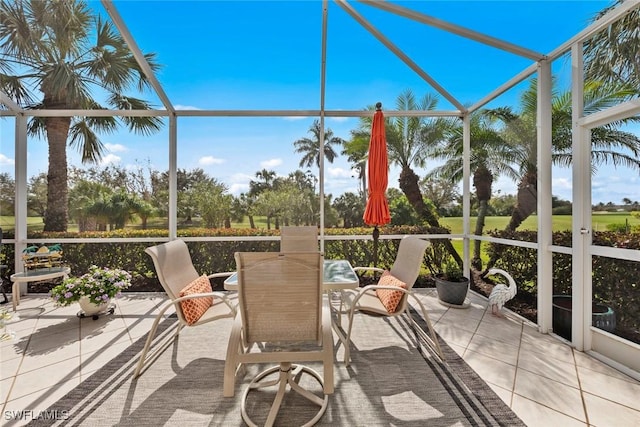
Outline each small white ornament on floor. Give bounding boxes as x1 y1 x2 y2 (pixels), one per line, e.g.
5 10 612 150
486 268 517 318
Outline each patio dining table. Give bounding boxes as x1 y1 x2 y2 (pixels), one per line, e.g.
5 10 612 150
223 258 359 293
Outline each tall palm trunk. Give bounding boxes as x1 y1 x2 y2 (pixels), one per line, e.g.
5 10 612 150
473 200 488 270
399 166 463 266
43 116 70 231
506 171 538 232
483 170 537 274
472 166 493 270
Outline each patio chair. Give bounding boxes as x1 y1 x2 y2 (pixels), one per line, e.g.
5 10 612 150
280 225 319 252
223 251 333 427
338 235 443 365
133 239 237 378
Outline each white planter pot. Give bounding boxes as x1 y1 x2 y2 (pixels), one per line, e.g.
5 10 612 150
78 296 110 316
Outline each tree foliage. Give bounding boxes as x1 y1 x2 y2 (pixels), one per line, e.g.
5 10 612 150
0 0 162 231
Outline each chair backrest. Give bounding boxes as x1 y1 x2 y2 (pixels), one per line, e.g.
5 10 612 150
389 236 430 310
280 226 319 252
145 240 200 301
234 251 323 345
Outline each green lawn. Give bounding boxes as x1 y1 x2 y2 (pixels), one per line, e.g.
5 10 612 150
2 212 639 234
440 212 640 234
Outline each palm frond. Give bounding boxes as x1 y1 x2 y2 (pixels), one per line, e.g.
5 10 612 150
69 119 105 164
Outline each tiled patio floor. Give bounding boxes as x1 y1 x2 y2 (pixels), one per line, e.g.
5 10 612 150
1 290 639 426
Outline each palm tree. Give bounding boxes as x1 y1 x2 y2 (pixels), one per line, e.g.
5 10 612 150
293 119 345 170
483 79 640 271
584 0 640 94
387 89 463 265
249 169 277 196
342 128 370 201
501 79 640 234
0 0 162 231
428 109 521 269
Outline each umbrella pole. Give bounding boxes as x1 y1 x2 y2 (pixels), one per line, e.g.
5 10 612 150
372 226 379 267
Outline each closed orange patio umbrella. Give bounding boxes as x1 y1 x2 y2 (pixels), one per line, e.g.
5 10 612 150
363 102 391 264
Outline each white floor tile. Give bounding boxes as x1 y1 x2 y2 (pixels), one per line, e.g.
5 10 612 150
579 366 640 410
583 391 640 426
517 349 580 388
2 290 639 427
514 368 585 421
467 332 520 366
511 394 587 427
463 348 517 391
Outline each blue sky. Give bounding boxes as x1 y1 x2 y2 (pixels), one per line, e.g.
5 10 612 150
2 0 639 205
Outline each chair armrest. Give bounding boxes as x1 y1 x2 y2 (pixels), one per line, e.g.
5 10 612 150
352 266 385 275
341 284 412 312
207 271 234 279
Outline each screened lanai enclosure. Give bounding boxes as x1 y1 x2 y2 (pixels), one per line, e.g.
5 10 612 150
1 0 640 377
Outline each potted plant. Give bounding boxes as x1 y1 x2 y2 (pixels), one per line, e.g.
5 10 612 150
434 258 470 307
51 265 132 316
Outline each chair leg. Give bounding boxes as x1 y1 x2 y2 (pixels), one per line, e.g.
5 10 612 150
133 302 182 378
241 363 329 427
321 301 334 394
408 292 444 360
343 305 358 366
223 314 243 397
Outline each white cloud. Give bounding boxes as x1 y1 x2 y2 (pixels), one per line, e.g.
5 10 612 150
552 177 572 189
104 143 127 152
174 104 202 111
261 158 282 168
329 117 351 123
327 167 354 178
199 156 225 166
0 153 15 166
99 153 121 165
282 116 307 121
230 172 254 181
227 173 255 196
229 182 249 195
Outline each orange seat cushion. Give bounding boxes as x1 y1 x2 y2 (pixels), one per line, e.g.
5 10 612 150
375 271 407 313
179 275 214 325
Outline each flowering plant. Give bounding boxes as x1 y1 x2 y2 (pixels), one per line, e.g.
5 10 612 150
51 265 132 306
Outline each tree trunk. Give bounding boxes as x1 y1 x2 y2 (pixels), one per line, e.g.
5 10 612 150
483 170 537 274
506 171 538 232
43 117 71 231
249 215 256 229
398 166 463 266
472 166 493 270
473 199 489 270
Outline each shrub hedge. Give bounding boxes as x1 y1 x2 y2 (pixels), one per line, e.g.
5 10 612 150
487 229 640 343
0 225 451 291
3 227 636 342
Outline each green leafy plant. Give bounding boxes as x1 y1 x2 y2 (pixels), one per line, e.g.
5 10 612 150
50 265 132 306
440 258 466 282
